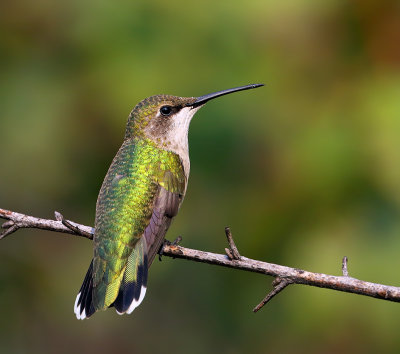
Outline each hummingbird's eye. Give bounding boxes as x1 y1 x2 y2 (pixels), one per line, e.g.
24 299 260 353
160 105 173 117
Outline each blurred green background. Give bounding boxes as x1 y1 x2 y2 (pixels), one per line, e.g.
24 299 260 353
1 0 400 353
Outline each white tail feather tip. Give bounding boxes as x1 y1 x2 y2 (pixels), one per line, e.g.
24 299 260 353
74 292 81 316
116 286 147 315
126 286 147 314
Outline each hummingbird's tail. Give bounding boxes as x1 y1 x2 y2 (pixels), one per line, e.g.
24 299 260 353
113 237 148 315
74 260 96 320
73 238 148 319
74 237 148 320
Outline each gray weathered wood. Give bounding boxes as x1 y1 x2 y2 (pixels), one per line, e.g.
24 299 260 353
2 207 400 312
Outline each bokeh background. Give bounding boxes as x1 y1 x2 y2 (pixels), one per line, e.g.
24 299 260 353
1 0 400 353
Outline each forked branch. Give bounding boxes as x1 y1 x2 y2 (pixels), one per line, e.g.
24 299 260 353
2 207 400 312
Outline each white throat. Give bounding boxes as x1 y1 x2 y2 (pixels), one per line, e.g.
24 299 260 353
162 106 200 178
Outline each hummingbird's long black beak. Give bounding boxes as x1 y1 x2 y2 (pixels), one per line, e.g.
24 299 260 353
187 83 264 108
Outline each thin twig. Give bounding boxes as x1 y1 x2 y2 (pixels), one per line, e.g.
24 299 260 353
253 277 293 313
0 223 19 240
2 207 400 310
55 211 93 238
342 256 349 277
171 236 182 245
0 208 93 240
224 227 241 260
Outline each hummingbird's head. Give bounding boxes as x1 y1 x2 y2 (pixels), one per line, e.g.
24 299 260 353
125 84 264 154
124 95 198 152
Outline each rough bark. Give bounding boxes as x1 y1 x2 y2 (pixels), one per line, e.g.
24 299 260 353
2 207 400 312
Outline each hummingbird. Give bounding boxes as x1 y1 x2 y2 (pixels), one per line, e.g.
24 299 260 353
74 83 264 319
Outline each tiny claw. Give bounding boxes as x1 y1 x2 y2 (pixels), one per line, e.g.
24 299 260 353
158 239 171 261
158 237 182 261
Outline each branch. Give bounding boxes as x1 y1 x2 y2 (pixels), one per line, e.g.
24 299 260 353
0 208 93 240
2 207 400 312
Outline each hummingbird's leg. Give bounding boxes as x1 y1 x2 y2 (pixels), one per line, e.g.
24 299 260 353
158 236 183 261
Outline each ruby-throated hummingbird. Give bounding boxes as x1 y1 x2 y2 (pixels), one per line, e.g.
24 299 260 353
74 84 264 319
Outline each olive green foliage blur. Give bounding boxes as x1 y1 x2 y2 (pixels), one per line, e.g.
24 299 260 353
1 0 400 353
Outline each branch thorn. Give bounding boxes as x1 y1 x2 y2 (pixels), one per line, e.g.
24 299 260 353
172 236 182 246
1 220 15 228
253 277 293 313
54 211 63 222
342 256 349 277
0 224 19 240
54 211 93 238
224 227 241 260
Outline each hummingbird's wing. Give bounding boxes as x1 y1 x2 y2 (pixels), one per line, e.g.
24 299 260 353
145 170 185 265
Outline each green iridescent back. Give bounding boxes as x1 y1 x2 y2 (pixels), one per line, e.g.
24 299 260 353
92 137 185 309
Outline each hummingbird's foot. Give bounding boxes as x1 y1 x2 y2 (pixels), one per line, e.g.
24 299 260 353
158 236 183 261
158 240 170 261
